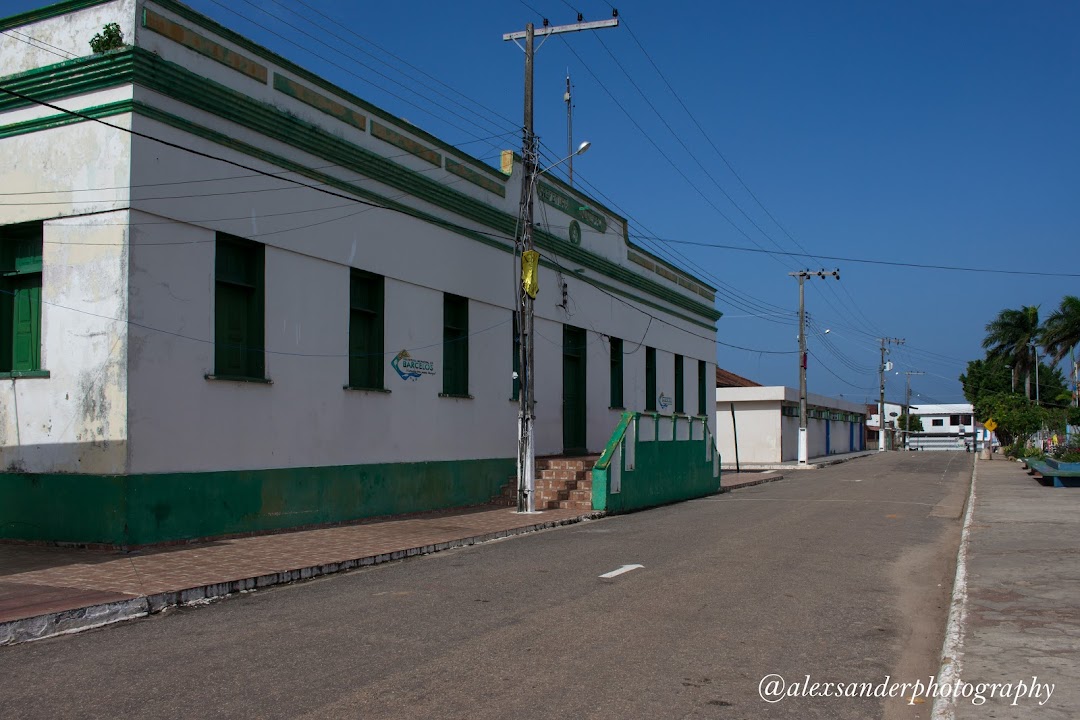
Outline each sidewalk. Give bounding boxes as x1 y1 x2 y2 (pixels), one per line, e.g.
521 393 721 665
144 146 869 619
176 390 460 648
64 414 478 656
721 449 874 471
942 458 1080 718
0 469 787 646
0 504 597 646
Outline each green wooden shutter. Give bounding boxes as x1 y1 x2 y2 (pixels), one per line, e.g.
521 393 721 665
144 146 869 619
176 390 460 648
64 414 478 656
443 294 468 395
698 359 707 416
609 337 623 408
645 347 656 411
215 235 264 379
674 354 684 413
349 270 384 389
11 276 41 372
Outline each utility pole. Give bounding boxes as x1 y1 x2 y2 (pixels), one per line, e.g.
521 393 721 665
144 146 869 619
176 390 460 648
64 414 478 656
902 370 924 450
878 338 904 451
504 12 618 513
789 269 840 464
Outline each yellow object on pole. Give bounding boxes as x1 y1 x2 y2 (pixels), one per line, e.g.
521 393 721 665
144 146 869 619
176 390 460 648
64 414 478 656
522 250 540 298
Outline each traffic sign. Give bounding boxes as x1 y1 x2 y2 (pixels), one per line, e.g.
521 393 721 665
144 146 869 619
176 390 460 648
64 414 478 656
985 419 998 432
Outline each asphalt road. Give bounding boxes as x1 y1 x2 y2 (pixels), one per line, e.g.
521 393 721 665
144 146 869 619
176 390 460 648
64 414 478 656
0 452 971 720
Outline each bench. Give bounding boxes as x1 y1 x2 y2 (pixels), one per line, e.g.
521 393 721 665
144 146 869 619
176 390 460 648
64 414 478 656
1024 459 1080 488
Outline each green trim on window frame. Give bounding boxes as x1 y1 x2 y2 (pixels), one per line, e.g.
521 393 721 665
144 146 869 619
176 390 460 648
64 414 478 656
0 369 50 379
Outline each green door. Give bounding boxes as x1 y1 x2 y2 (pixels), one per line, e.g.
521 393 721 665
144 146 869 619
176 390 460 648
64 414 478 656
563 325 587 454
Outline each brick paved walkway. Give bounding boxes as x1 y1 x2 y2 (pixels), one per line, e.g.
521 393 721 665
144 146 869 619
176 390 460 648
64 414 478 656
0 474 776 644
0 505 591 639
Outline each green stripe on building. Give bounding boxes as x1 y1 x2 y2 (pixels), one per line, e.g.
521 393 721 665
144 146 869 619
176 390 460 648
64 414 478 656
0 457 515 546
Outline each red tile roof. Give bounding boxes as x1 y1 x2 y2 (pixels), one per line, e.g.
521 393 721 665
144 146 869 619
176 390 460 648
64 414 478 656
715 367 762 388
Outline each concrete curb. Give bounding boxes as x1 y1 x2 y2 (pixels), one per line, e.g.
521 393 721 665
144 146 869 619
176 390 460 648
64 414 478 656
722 472 785 491
930 457 977 720
0 511 605 647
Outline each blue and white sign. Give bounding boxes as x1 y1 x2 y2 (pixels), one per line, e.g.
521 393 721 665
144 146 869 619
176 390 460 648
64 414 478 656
391 349 435 382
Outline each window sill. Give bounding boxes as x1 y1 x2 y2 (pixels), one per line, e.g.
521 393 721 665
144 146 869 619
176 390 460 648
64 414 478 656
608 406 626 411
439 393 474 400
344 385 390 393
205 374 273 385
0 370 50 379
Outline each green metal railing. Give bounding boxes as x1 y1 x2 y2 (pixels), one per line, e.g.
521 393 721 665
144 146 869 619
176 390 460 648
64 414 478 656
592 411 720 513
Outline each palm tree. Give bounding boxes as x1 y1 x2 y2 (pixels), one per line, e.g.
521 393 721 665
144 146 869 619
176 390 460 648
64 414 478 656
1040 295 1080 364
982 305 1040 399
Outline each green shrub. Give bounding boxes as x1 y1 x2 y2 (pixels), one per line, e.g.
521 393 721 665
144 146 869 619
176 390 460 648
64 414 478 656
89 23 123 53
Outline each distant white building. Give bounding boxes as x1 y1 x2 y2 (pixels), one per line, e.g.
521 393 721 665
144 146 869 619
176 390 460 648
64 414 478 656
715 385 867 465
907 403 992 451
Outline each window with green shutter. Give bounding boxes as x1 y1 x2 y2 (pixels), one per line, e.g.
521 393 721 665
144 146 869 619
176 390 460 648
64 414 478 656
645 346 656 411
609 337 623 408
698 359 707 416
0 221 44 375
674 354 684 413
349 269 384 389
214 233 265 380
442 293 468 396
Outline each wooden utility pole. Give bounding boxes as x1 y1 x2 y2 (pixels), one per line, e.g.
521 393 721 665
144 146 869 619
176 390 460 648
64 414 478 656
878 338 904 451
504 13 618 513
788 269 839 463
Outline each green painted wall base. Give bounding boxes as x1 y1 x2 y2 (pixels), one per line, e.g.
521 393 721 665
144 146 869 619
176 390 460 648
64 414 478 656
0 457 514 546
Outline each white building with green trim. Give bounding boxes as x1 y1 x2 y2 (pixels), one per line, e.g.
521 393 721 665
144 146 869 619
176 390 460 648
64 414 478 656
0 0 721 545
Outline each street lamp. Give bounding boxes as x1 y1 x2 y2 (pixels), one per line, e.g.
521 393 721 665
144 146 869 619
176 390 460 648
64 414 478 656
515 140 592 513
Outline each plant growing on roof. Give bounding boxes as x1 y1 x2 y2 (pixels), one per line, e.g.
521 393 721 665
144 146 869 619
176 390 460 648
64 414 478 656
89 23 124 54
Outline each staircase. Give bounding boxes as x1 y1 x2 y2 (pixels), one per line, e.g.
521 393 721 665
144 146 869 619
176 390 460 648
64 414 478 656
490 455 599 511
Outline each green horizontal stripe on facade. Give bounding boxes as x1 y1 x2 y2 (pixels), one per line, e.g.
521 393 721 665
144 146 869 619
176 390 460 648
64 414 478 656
0 49 134 113
149 0 508 185
0 98 133 138
0 49 720 323
370 120 441 166
273 73 366 132
445 158 506 198
141 7 267 84
0 457 516 545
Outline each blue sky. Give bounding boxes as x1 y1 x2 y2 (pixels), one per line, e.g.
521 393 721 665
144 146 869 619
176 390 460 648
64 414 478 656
6 0 1079 404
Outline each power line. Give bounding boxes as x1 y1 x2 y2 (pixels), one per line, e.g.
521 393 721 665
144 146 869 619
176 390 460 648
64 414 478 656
584 3 886 338
534 144 798 324
284 0 522 132
201 0 513 159
653 236 1080 278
